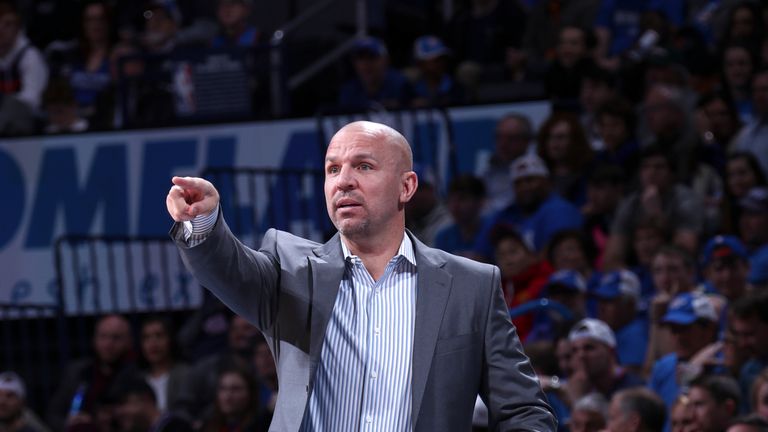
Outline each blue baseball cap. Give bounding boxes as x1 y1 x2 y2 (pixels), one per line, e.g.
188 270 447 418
352 36 388 57
592 270 641 301
413 35 450 61
546 270 587 294
740 187 768 213
661 292 718 325
701 235 749 267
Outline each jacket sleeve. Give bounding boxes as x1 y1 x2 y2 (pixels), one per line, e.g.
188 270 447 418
481 265 557 432
170 211 281 331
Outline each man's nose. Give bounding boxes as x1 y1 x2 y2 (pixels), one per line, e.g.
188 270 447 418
336 166 356 189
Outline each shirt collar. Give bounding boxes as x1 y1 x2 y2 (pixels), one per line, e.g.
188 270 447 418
340 232 417 267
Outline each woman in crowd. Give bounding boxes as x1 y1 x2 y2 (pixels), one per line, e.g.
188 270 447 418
138 316 190 414
721 152 767 234
537 112 594 206
200 366 268 432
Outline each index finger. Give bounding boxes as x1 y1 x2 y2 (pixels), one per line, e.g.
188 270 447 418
172 176 207 190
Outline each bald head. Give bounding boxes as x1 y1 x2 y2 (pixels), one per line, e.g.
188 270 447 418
330 121 413 172
94 314 132 365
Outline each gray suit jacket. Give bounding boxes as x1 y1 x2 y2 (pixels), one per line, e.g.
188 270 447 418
172 216 555 431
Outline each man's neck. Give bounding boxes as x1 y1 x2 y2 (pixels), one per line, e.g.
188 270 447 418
342 230 405 281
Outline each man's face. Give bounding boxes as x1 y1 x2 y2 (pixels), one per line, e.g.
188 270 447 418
545 121 570 163
352 54 387 88
324 124 413 240
0 389 22 423
644 89 683 137
605 396 637 432
727 157 758 198
570 409 605 432
729 314 768 359
633 227 664 266
494 238 532 277
217 0 249 29
0 12 20 52
723 46 753 88
495 118 530 162
689 386 734 432
586 182 622 214
557 27 586 67
83 3 109 44
597 114 628 150
114 395 151 432
668 322 714 361
513 176 547 210
739 211 768 247
571 338 612 380
671 401 696 432
702 98 737 142
639 155 672 190
597 298 631 330
94 316 131 365
704 257 748 301
651 253 692 295
229 316 258 352
141 321 170 366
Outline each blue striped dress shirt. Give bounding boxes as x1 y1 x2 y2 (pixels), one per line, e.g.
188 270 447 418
185 210 418 431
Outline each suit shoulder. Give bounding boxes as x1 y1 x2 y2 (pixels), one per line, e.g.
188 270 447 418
432 248 498 278
262 228 323 252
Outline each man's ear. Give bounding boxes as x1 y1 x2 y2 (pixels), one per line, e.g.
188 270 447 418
401 171 418 203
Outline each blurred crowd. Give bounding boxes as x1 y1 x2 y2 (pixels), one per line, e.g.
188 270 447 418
2 0 768 431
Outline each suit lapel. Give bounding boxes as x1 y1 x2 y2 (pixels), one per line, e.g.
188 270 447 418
410 234 452 425
307 233 346 390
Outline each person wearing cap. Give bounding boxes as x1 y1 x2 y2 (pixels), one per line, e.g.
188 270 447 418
593 270 648 373
472 153 584 260
729 291 768 412
648 292 720 411
112 377 193 432
701 235 751 302
410 35 463 108
527 270 588 344
491 225 553 341
481 113 536 213
338 36 413 111
434 174 487 257
604 145 705 270
141 0 183 54
0 372 49 432
738 187 768 254
211 0 260 48
564 318 645 405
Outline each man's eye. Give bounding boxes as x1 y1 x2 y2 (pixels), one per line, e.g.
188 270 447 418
327 166 339 174
359 164 371 170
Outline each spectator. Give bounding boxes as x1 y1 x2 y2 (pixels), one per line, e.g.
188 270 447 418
721 152 767 235
581 164 627 270
695 92 743 177
47 314 136 432
536 112 594 206
734 69 768 177
0 372 49 432
580 66 618 150
648 292 720 410
604 145 705 269
251 336 276 422
719 1 765 52
524 340 570 432
727 415 768 432
0 1 48 136
183 315 259 417
410 35 463 107
434 174 487 257
141 0 184 55
200 367 268 432
473 154 584 258
605 387 667 432
688 375 741 432
211 0 260 48
492 225 553 340
720 42 758 124
337 37 412 111
45 1 114 121
546 230 600 290
730 291 768 412
404 164 451 247
113 378 193 432
592 270 648 373
565 318 645 404
594 97 640 178
738 187 768 254
481 113 535 212
700 235 750 303
41 78 89 133
629 217 668 303
569 393 608 432
528 270 589 344
670 395 695 432
137 316 191 414
751 369 768 422
545 26 597 106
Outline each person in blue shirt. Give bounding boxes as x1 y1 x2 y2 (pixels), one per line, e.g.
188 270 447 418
592 270 648 374
472 154 584 260
701 235 751 304
434 174 487 258
211 0 261 48
648 292 720 411
338 37 413 111
410 35 464 108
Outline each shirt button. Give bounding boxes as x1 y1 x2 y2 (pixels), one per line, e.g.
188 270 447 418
370 370 378 378
366 415 372 423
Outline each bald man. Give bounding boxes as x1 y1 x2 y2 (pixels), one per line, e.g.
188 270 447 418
167 121 555 431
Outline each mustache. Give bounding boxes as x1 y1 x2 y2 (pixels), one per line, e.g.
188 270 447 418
333 192 365 205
